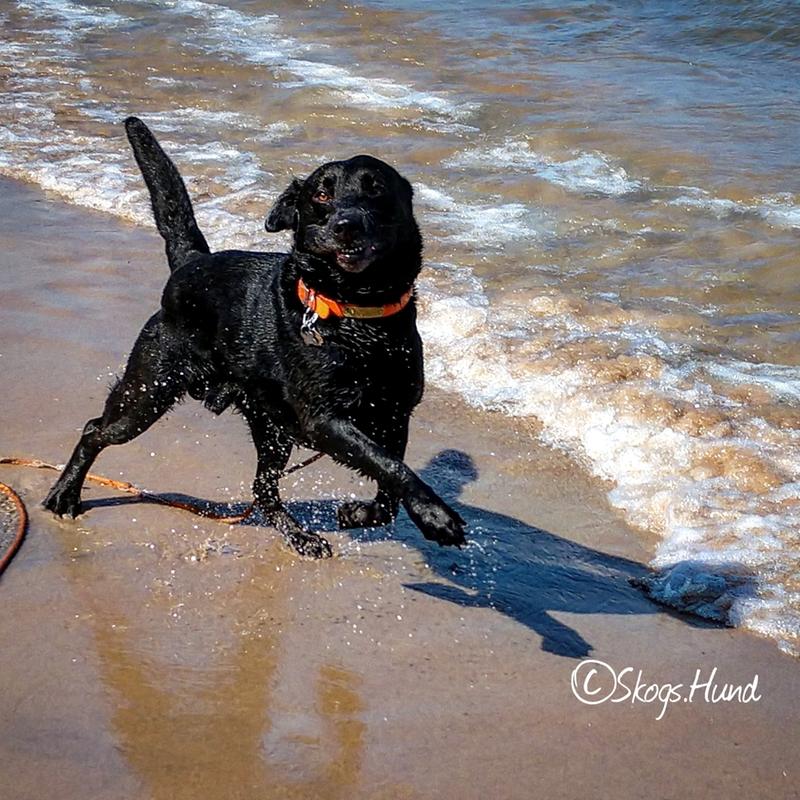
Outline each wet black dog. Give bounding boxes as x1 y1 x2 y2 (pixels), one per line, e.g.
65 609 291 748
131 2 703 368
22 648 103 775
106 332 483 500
44 117 466 557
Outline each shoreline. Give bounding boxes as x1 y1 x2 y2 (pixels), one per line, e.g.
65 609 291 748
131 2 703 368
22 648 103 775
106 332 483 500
1 176 798 800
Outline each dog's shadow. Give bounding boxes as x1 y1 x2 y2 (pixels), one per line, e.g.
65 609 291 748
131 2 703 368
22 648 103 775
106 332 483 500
84 448 720 659
291 449 723 659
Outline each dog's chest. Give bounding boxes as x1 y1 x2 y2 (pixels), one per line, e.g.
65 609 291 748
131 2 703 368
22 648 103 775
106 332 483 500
308 321 422 405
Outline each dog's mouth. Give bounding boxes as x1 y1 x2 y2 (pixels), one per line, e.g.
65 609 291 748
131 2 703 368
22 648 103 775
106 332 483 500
334 243 379 273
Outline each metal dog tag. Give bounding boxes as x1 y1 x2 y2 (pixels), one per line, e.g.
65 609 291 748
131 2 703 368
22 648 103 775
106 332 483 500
300 308 324 346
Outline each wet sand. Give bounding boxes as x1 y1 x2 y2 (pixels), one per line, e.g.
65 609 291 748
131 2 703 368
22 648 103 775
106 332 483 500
0 177 798 800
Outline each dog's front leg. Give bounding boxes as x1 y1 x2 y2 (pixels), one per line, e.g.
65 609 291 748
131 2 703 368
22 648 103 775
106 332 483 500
337 415 407 530
302 417 465 547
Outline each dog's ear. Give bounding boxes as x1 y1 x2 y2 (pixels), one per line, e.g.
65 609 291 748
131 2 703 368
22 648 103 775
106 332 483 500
266 178 304 232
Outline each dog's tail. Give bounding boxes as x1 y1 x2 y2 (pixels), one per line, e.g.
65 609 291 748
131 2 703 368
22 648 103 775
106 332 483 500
124 116 210 271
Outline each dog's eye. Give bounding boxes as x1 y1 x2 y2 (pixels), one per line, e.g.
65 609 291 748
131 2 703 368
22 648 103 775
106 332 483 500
313 190 331 203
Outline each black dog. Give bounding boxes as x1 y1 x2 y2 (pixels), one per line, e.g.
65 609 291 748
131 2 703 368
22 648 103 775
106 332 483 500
44 117 466 558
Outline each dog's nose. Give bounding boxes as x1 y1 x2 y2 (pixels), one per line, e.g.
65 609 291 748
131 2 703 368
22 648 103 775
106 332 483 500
332 212 363 239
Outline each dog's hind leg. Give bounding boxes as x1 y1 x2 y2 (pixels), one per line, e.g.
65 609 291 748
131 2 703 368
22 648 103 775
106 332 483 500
44 314 187 518
242 407 332 559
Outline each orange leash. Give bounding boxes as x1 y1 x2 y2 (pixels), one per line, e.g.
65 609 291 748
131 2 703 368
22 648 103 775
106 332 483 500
0 452 324 577
0 481 28 576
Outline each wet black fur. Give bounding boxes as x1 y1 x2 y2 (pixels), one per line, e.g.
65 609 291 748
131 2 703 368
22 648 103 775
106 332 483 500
44 117 466 557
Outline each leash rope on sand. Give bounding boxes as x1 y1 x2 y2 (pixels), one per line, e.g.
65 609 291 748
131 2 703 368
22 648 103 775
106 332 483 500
0 481 28 576
0 452 325 577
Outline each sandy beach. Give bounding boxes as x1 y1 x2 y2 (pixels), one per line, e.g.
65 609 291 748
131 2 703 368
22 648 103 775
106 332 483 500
1 177 798 799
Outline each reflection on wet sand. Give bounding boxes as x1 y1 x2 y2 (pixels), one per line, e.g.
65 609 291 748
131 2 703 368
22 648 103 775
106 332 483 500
65 553 369 800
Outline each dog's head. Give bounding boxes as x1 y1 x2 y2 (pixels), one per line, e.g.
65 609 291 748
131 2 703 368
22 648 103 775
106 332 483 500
266 155 421 290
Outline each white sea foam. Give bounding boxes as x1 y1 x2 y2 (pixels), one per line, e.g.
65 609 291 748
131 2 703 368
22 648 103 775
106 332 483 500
671 188 800 229
78 105 264 133
16 0 126 38
279 59 476 118
705 360 800 403
446 140 644 196
75 104 125 124
415 184 546 245
758 195 800 228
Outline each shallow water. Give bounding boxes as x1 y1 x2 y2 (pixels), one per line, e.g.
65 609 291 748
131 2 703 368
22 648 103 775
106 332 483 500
1 0 798 653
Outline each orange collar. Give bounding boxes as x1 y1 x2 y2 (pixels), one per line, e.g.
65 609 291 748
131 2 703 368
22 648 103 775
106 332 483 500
297 278 413 320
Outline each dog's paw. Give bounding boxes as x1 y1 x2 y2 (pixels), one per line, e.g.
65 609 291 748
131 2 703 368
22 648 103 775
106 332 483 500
404 491 466 548
43 484 82 518
286 530 333 559
265 507 334 559
337 500 394 530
